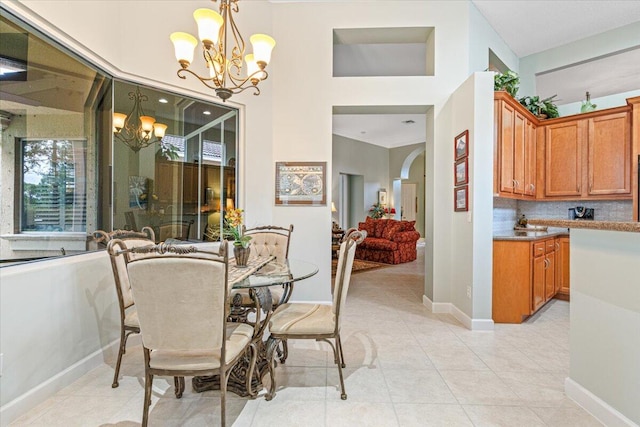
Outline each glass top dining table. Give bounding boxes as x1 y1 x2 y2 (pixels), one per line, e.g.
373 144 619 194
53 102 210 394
230 258 319 289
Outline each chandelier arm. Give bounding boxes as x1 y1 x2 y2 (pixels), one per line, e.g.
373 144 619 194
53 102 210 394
202 48 224 88
177 68 229 91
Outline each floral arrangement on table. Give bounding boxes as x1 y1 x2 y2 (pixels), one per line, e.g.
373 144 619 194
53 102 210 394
368 203 385 219
224 208 252 248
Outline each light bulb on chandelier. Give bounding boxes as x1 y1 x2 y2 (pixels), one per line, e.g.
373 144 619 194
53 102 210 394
170 0 275 102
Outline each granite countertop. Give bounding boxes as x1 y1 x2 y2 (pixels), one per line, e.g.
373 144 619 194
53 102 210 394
493 227 570 241
528 219 640 233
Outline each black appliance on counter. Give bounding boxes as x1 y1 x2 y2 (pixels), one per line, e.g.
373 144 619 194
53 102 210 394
568 206 594 220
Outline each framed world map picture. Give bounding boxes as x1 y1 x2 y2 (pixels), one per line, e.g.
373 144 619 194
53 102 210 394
275 161 326 206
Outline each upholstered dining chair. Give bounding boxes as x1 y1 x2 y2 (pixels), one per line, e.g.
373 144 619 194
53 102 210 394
265 229 366 401
124 242 256 427
240 224 294 306
158 219 194 242
95 228 155 389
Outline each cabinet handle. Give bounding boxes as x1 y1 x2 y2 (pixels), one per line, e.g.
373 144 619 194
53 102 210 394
530 183 535 192
544 258 549 269
555 242 560 250
512 179 517 188
589 182 592 193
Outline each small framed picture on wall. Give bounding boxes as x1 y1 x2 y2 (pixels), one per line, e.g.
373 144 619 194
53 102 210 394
454 130 469 160
454 185 468 212
454 158 468 186
378 190 387 205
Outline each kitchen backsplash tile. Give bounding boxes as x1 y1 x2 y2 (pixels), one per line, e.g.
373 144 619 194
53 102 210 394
493 198 517 232
518 200 633 222
493 199 633 231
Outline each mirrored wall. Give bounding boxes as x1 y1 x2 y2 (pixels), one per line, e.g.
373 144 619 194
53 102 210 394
0 9 239 263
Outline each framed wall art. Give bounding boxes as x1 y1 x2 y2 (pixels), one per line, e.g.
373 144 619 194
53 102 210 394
454 185 468 212
454 130 469 160
454 158 468 186
378 190 387 205
275 161 326 205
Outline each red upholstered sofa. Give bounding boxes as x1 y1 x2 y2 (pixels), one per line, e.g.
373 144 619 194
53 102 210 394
356 217 420 264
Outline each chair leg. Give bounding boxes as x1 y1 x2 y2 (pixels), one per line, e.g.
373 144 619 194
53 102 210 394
174 376 184 398
142 370 153 427
335 335 347 400
112 328 126 388
276 339 289 364
221 369 228 427
336 333 346 368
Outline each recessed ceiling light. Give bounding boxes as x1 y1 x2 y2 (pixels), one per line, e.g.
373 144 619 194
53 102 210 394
158 98 168 104
360 131 366 134
203 111 211 115
402 119 415 124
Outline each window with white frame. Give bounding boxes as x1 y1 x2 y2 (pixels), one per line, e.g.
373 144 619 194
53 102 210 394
19 139 87 232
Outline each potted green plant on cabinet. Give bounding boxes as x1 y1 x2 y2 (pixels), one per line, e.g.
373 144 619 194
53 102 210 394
518 95 559 119
494 71 520 98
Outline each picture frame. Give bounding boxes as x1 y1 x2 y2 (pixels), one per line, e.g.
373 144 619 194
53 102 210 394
378 190 387 205
454 185 468 212
454 158 468 186
275 161 326 206
454 130 469 160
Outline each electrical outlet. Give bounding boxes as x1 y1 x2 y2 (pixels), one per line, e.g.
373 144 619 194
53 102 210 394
466 286 472 298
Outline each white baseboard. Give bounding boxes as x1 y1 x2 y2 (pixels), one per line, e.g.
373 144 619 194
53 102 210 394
0 339 120 427
565 377 638 427
422 296 494 331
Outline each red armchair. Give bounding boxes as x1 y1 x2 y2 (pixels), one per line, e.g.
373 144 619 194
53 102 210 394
355 217 420 264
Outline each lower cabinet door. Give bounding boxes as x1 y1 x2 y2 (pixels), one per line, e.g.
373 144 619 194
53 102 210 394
545 251 556 300
532 255 546 312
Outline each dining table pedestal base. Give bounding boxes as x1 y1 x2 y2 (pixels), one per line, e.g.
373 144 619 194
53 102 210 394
191 342 271 397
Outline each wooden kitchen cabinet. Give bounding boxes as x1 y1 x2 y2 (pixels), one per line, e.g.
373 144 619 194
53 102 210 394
494 92 537 199
588 112 631 196
544 120 585 197
493 235 568 323
155 161 181 204
182 163 201 204
541 108 631 200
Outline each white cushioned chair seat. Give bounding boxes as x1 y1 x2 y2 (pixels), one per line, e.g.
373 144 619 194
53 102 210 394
269 303 335 336
124 309 139 328
148 323 253 371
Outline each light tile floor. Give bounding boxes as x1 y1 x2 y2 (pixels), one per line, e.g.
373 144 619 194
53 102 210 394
10 249 603 426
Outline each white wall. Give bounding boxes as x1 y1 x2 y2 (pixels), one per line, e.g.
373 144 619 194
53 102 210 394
519 21 640 98
332 134 390 227
0 252 119 421
568 229 640 426
468 2 519 74
431 72 494 327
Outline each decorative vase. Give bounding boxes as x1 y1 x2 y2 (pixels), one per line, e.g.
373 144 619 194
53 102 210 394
234 245 250 267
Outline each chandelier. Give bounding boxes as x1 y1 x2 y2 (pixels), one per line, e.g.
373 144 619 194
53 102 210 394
113 87 168 153
170 0 275 102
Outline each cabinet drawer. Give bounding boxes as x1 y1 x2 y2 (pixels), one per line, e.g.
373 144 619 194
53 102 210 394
533 242 546 257
546 240 556 253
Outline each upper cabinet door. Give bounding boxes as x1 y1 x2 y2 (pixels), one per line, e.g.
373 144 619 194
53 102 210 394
588 112 631 196
524 119 537 197
499 101 516 194
513 111 526 194
545 120 585 197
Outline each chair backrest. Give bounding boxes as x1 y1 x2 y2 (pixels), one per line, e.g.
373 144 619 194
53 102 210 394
242 224 294 262
106 236 156 310
93 227 156 247
126 243 229 352
332 229 366 327
158 220 193 242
